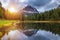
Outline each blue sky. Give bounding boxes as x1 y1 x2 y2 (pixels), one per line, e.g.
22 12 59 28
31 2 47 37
0 0 60 12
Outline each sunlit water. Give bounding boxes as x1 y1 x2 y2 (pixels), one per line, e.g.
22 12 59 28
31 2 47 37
1 30 60 40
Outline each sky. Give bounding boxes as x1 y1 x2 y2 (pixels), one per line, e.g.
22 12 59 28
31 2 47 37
0 0 60 12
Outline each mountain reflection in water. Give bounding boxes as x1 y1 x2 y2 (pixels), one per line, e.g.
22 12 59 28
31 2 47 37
1 30 60 40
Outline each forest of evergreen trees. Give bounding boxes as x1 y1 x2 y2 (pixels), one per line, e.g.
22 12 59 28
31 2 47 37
0 2 5 19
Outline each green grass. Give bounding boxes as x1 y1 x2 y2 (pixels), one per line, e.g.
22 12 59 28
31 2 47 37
0 20 19 27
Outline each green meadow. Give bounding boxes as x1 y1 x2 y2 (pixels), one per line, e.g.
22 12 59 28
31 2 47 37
0 20 19 28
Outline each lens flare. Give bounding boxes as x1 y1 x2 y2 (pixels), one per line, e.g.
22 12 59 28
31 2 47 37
8 7 17 13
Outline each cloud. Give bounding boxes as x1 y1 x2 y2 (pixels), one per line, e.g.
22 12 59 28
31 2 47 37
44 2 58 10
7 0 51 9
38 0 60 12
26 0 51 8
0 0 60 12
44 0 59 9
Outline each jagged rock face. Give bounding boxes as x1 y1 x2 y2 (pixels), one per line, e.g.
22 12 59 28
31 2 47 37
58 5 60 8
22 5 39 13
23 29 38 36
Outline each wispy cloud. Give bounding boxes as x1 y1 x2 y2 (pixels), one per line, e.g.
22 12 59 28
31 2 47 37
38 0 60 12
0 0 60 12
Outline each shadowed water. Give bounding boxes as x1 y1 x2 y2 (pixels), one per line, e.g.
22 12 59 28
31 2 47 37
1 30 60 40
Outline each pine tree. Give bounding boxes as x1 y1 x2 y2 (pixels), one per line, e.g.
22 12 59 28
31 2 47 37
0 2 5 19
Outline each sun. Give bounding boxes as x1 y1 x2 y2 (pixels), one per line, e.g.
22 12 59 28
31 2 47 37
8 7 17 13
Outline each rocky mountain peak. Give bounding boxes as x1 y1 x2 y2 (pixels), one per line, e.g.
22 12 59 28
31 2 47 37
58 5 60 8
23 5 39 13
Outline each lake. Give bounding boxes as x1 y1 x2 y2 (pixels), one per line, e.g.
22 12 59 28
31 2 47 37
1 29 60 40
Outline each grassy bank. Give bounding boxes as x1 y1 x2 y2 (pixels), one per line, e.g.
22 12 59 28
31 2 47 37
0 20 19 28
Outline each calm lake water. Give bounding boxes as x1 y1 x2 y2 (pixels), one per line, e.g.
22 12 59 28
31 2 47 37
1 29 60 40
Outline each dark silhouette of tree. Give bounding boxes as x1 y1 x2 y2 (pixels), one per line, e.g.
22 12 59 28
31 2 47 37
0 2 5 19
